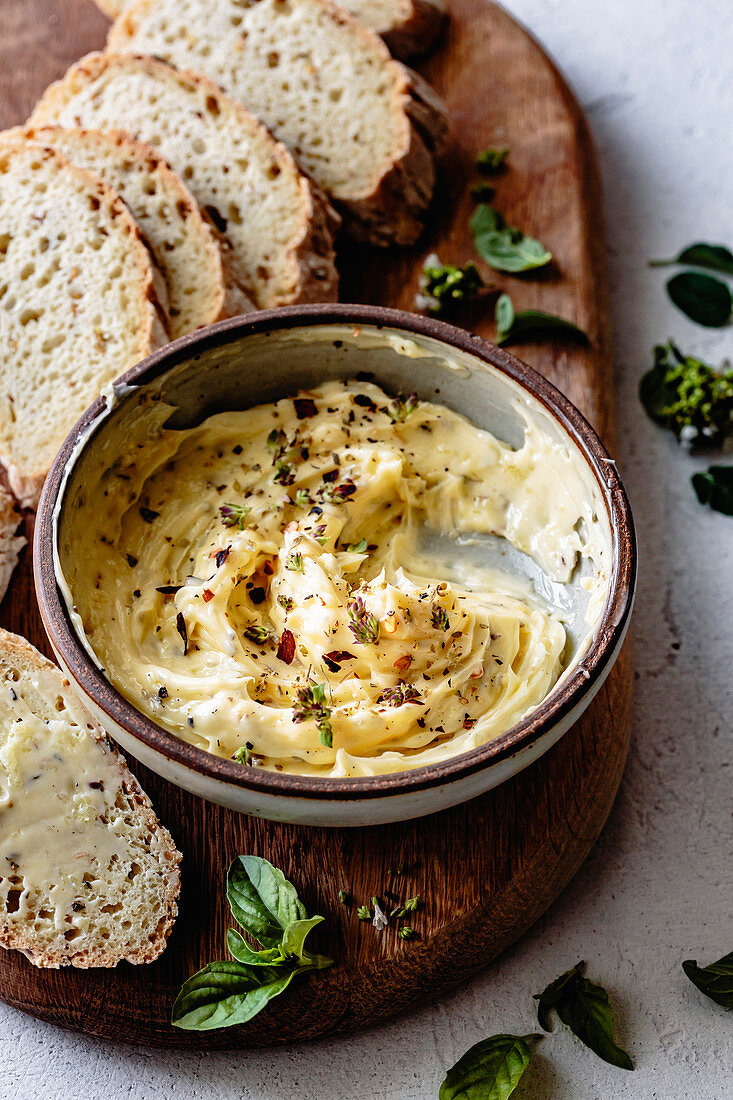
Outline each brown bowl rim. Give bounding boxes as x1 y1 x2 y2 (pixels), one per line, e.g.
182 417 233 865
34 304 636 802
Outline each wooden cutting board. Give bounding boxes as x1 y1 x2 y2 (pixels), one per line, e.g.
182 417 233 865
0 0 632 1048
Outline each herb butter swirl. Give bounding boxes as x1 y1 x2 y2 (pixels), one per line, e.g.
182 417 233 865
63 379 609 777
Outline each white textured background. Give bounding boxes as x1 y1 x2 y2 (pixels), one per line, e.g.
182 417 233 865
3 1 733 1097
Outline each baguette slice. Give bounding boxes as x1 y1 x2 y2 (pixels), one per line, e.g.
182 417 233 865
0 630 181 968
0 487 25 603
31 54 338 307
17 127 230 338
0 140 165 509
106 0 450 245
94 0 447 59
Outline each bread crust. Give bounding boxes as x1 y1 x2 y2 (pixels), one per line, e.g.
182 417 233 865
106 0 449 247
0 628 181 968
381 0 447 58
31 52 339 305
0 487 25 604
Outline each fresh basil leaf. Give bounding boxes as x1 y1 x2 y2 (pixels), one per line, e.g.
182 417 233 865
227 855 307 948
495 293 515 340
226 927 284 967
682 950 733 1007
280 915 333 968
171 959 299 1031
471 205 552 273
439 1033 535 1100
534 961 584 1031
666 271 732 327
534 962 633 1070
495 303 587 346
692 466 733 515
651 242 733 275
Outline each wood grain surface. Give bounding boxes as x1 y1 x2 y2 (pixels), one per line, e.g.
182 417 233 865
0 0 632 1048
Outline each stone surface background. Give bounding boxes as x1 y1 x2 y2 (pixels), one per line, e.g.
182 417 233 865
2 0 732 1096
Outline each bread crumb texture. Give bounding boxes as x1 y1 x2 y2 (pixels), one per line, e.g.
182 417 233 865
0 141 160 507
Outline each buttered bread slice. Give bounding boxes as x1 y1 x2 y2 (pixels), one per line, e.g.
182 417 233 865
17 127 230 338
0 140 165 509
0 630 181 967
105 0 450 245
30 54 338 307
94 0 447 59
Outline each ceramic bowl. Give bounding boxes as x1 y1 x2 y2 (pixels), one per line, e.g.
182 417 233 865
35 305 636 826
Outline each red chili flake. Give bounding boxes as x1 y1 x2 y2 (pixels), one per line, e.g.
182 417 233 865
393 655 412 671
322 469 338 483
333 480 357 501
277 629 295 664
263 560 274 576
323 649 355 673
463 717 477 730
156 584 181 596
324 650 355 664
176 612 188 655
215 548 230 568
202 589 214 602
294 397 318 419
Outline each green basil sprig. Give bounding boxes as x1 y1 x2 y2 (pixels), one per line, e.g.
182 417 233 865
439 1033 536 1100
650 242 733 275
534 961 633 1070
691 466 733 516
682 950 733 1006
666 271 732 327
476 146 509 173
471 205 552 273
495 292 587 346
171 856 333 1030
639 341 733 447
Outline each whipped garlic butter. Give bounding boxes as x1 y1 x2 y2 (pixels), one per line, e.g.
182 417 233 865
0 666 132 929
59 378 610 778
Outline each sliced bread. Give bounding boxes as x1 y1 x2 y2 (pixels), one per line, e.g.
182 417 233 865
343 0 447 57
0 140 165 509
0 487 25 603
17 126 229 338
105 0 450 245
0 630 181 967
31 54 339 306
94 0 447 58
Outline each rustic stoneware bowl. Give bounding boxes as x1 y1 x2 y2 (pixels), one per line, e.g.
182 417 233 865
35 305 636 826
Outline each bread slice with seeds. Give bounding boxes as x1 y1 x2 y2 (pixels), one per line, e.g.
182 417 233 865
94 0 447 59
0 630 181 967
105 0 450 245
16 126 231 338
0 139 166 509
31 53 339 306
